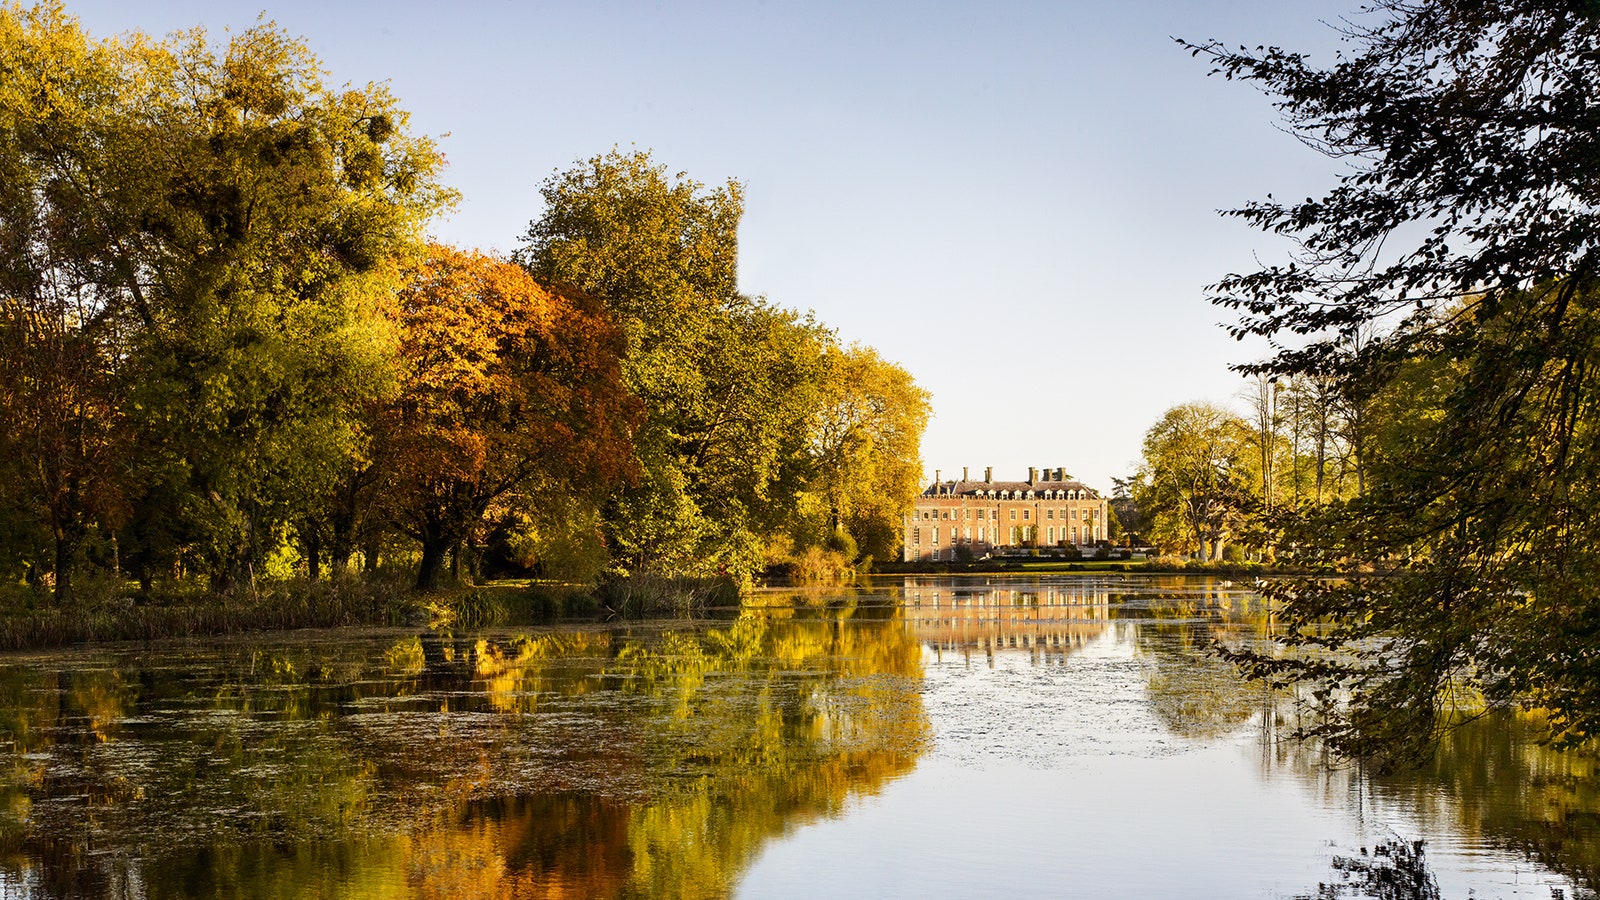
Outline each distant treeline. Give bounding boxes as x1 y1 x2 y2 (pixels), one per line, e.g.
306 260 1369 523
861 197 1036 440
0 4 929 606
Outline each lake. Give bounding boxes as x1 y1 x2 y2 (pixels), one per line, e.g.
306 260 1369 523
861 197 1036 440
0 575 1594 898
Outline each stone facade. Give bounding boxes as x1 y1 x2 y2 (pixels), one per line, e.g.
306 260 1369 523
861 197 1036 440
903 465 1107 562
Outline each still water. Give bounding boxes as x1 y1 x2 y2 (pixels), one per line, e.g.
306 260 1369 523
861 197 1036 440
0 575 1595 898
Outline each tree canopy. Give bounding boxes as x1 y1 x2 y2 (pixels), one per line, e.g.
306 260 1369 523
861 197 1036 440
1133 402 1255 561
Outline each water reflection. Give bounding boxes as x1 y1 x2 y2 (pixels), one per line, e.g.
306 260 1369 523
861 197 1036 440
0 577 1594 898
0 612 926 898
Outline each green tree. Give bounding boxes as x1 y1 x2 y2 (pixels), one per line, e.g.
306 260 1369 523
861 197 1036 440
0 5 450 599
0 3 141 604
519 149 834 578
1189 1 1600 764
120 26 449 593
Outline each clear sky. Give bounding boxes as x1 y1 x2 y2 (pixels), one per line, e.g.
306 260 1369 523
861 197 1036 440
68 0 1357 493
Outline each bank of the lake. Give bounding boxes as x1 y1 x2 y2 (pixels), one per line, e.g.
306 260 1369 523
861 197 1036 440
0 573 750 651
0 563 1347 652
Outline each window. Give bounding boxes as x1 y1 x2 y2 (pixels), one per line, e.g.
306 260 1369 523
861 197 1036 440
1010 526 1020 543
1071 508 1078 520
913 527 921 544
964 527 971 541
933 528 940 545
1092 509 1099 521
979 527 987 542
1072 526 1078 542
977 510 985 520
1023 509 1030 520
1049 526 1056 543
1009 509 1017 521
950 526 958 542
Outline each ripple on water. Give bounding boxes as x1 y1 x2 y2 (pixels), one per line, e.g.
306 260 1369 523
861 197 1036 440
922 632 1201 767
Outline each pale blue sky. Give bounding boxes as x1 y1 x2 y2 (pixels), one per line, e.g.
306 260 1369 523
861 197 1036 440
70 1 1355 491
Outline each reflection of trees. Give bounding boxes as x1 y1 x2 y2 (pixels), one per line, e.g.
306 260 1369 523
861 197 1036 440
1292 837 1442 900
0 611 928 898
1377 712 1600 894
1139 621 1267 740
1128 582 1274 741
1270 711 1600 897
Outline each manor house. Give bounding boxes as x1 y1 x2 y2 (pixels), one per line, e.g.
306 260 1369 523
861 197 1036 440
904 466 1106 562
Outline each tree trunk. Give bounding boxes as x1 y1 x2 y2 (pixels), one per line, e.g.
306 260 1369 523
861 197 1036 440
53 527 78 607
416 537 450 591
304 527 322 581
330 478 360 574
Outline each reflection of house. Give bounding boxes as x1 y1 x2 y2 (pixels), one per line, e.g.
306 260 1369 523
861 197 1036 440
904 466 1107 562
901 576 1111 663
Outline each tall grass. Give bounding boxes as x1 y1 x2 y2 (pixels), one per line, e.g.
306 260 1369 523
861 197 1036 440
596 573 740 619
0 568 747 650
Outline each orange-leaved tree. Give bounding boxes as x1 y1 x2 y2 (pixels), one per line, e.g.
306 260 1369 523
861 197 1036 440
387 244 638 590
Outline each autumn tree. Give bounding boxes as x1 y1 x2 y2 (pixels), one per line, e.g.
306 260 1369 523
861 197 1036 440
802 345 931 564
1189 1 1600 763
386 244 637 591
1132 403 1255 560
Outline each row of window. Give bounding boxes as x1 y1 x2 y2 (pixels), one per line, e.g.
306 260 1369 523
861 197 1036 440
917 507 1102 522
950 489 1091 501
909 524 1102 546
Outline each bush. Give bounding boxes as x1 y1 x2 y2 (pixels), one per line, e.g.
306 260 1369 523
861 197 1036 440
791 546 854 584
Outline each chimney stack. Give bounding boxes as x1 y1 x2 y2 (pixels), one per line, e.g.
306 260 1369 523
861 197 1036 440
1028 466 1038 484
1055 467 1064 482
985 466 993 483
935 469 941 487
963 466 969 482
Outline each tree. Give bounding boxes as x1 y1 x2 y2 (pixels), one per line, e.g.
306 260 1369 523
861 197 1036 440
1132 403 1256 560
0 3 140 604
0 5 450 599
119 26 449 593
803 345 931 565
1241 374 1280 517
1188 1 1600 764
1108 478 1146 548
519 150 837 578
385 244 637 591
